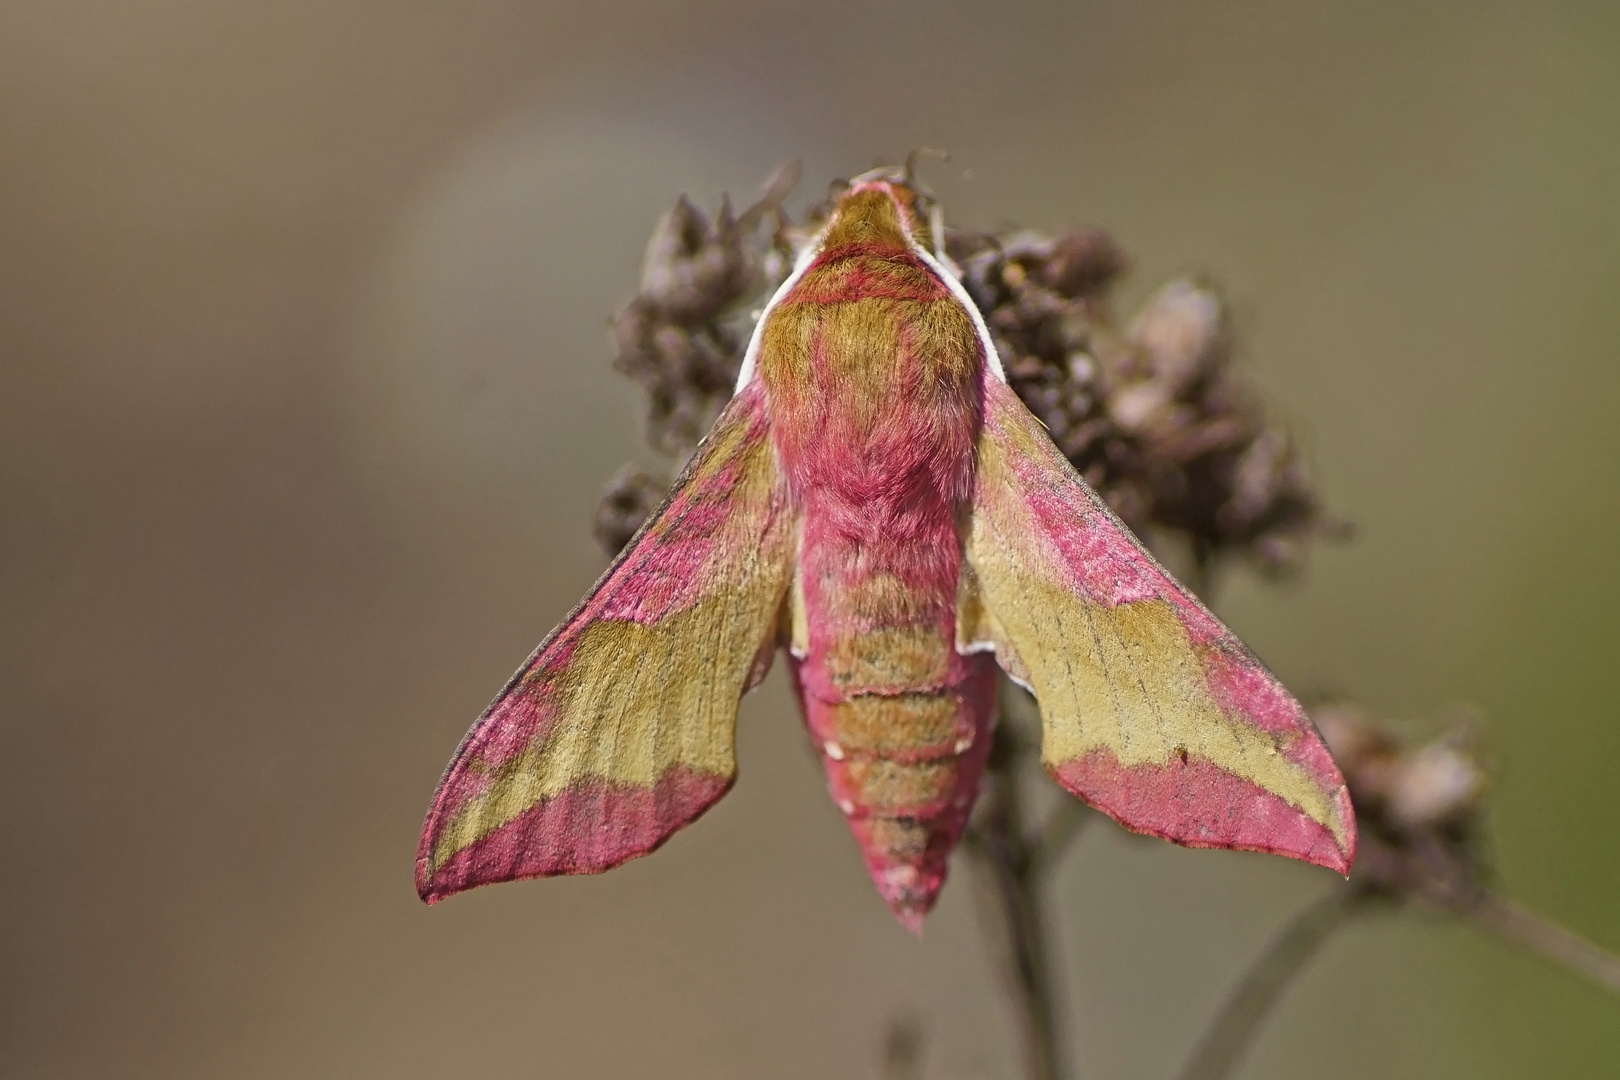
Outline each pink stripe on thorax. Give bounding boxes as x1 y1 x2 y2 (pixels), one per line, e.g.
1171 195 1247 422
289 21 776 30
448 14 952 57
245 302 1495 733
784 249 951 306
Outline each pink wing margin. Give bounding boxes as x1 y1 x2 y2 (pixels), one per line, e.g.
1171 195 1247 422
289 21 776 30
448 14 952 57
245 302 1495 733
964 378 1356 873
417 383 795 903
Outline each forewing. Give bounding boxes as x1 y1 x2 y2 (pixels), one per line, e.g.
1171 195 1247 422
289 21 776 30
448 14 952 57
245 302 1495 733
962 379 1355 872
417 384 795 903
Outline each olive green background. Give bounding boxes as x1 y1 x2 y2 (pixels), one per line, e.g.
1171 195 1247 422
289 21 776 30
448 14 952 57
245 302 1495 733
3 2 1616 1077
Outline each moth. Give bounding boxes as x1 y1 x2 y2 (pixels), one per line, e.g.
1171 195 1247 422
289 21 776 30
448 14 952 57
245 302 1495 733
416 169 1356 928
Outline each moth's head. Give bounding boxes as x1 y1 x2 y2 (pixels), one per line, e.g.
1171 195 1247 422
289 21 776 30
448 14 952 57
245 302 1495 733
820 164 941 256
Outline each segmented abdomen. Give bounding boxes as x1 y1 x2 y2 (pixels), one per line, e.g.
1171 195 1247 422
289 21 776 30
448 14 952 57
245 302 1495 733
792 652 997 928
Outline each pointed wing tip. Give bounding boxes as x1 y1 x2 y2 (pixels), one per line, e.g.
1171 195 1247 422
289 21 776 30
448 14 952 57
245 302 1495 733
1108 813 1357 876
414 769 740 909
1296 783 1357 877
1288 831 1355 877
1051 755 1358 874
417 864 453 904
415 854 453 905
1228 833 1356 877
1322 811 1358 879
1259 787 1356 876
415 813 458 904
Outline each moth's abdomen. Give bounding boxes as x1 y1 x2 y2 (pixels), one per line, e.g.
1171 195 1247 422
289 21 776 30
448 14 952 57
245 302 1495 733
794 663 998 928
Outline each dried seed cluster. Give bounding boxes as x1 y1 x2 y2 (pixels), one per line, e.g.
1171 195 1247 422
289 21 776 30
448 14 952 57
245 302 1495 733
1314 704 1493 908
948 227 1345 580
609 196 766 456
592 171 799 554
596 168 1344 584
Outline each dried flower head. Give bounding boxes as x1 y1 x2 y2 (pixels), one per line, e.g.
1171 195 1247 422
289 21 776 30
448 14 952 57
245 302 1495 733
949 230 1346 579
606 163 800 465
1313 703 1491 908
599 166 1346 586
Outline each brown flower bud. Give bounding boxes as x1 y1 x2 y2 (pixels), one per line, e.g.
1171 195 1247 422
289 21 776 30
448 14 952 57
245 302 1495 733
1387 735 1488 831
1128 280 1228 393
593 466 669 556
639 196 763 322
1040 229 1127 299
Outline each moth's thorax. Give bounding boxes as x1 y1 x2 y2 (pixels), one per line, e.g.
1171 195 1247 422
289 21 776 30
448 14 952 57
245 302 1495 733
819 182 933 253
756 187 984 511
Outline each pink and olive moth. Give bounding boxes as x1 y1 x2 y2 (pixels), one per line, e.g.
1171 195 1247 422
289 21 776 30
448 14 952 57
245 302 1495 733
416 170 1356 928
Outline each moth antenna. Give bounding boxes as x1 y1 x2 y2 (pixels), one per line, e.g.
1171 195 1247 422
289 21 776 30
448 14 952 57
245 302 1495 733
903 146 950 186
848 164 904 187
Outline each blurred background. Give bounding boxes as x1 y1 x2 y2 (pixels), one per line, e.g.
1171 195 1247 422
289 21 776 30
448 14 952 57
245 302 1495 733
3 2 1617 1077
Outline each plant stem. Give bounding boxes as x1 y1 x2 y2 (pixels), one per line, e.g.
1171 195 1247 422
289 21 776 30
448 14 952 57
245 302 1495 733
1031 800 1093 880
1467 892 1620 994
882 1017 926 1080
985 844 1065 1080
1176 888 1368 1080
968 719 1073 1080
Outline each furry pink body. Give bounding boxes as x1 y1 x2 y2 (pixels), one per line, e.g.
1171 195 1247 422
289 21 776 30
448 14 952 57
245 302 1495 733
758 212 998 924
415 176 1354 925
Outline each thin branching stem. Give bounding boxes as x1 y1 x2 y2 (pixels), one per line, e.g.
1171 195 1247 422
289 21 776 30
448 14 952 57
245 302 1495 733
1467 892 1620 994
881 1018 926 1080
982 839 1066 1080
967 710 1078 1080
1176 887 1370 1080
1031 801 1094 880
